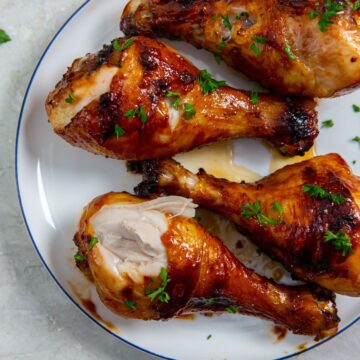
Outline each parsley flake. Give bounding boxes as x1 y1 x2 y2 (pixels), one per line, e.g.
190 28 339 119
207 334 212 340
354 1 360 11
324 230 353 256
166 91 181 109
74 254 87 261
352 160 357 165
352 136 360 143
236 12 249 19
147 267 171 303
241 200 283 226
198 69 227 95
250 86 260 104
0 29 11 44
114 124 125 138
309 10 320 19
65 92 75 104
225 306 238 313
214 53 222 64
88 236 99 251
221 15 232 30
249 42 261 56
352 104 360 112
217 37 228 50
303 184 346 204
124 106 148 124
184 103 196 119
321 119 334 128
113 38 134 51
315 1 343 32
124 299 138 310
284 42 296 61
253 36 267 44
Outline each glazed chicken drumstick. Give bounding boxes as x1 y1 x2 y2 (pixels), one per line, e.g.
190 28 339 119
121 0 360 98
74 192 339 338
134 153 360 296
46 36 318 160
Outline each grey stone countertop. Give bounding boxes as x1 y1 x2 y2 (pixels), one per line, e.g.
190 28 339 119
0 1 358 359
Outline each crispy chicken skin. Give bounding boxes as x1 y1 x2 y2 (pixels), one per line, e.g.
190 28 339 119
46 36 318 159
134 154 360 296
121 0 360 98
74 192 339 338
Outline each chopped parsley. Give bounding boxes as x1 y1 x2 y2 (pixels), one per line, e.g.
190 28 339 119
249 42 261 56
88 236 99 251
352 160 357 165
352 136 360 143
352 104 360 112
321 119 334 128
147 267 171 303
207 334 212 340
310 0 343 32
284 42 296 61
354 1 360 11
114 124 125 138
236 12 249 19
74 254 87 261
198 69 227 95
124 106 148 124
303 184 346 204
124 299 138 310
241 200 284 226
225 306 238 313
65 92 75 104
0 29 11 44
217 37 228 50
212 14 219 20
112 38 134 51
166 91 181 109
206 297 216 305
252 36 267 44
324 230 353 256
221 15 232 30
214 53 222 64
184 103 196 119
250 86 260 104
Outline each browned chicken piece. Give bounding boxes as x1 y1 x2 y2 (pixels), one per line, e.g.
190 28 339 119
121 0 360 98
46 36 318 160
74 192 339 338
134 153 360 296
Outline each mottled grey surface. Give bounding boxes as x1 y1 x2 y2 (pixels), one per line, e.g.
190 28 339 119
0 1 358 359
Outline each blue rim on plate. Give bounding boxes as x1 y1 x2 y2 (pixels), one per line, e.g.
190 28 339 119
15 0 359 359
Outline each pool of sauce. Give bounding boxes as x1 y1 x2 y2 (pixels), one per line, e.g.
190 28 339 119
272 325 288 343
296 342 308 351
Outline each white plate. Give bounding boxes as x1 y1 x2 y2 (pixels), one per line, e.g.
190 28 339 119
16 0 360 359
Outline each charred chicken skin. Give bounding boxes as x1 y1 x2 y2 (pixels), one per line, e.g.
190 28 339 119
74 192 339 338
46 36 318 159
121 0 360 98
134 153 360 296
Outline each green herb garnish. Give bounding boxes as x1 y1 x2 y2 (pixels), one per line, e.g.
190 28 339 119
309 10 320 19
207 334 212 340
225 306 238 313
352 136 360 143
0 29 11 44
241 200 283 226
352 104 360 112
324 230 353 256
253 36 267 43
113 38 134 51
250 86 260 105
88 236 99 251
221 15 232 30
354 1 360 11
303 184 346 204
249 42 261 56
217 37 228 50
147 267 171 303
198 70 227 95
317 1 343 32
124 106 148 124
166 91 181 109
184 103 196 119
124 299 138 310
321 119 334 128
74 254 87 261
284 42 296 61
352 160 357 165
65 92 75 104
114 124 125 138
